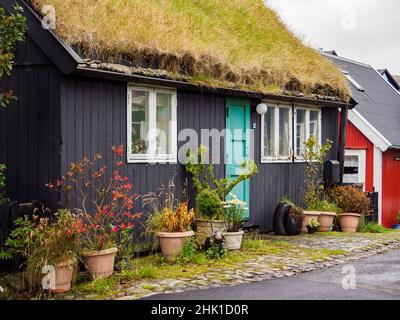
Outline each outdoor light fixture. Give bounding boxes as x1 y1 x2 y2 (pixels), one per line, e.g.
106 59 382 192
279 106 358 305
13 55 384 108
256 103 268 115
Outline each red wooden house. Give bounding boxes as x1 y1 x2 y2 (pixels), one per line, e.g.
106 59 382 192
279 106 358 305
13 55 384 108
326 52 400 227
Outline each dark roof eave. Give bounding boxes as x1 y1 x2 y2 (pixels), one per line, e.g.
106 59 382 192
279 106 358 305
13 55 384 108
74 66 355 109
4 0 83 74
388 145 400 151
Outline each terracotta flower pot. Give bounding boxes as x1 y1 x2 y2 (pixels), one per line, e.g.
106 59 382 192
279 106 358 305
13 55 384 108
222 230 244 250
156 231 195 262
339 213 361 233
50 258 76 294
302 211 321 232
82 247 118 280
195 219 226 247
318 212 337 232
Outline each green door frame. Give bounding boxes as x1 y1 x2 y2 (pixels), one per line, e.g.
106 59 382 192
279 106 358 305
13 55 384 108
226 97 251 219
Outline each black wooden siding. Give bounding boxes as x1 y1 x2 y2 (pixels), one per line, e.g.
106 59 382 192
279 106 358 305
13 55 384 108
0 35 61 209
60 76 339 232
1 35 340 233
59 77 226 211
250 103 339 232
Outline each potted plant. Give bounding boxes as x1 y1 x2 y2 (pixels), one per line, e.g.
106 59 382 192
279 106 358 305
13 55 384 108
144 179 195 262
46 146 141 280
185 146 258 245
328 185 370 233
281 197 304 235
308 200 341 232
1 210 80 293
394 212 400 230
221 194 247 250
307 218 320 234
195 189 225 245
301 136 337 232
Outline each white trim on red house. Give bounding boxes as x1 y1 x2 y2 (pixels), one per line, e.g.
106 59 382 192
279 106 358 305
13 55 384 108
347 109 392 152
343 149 366 191
373 145 383 224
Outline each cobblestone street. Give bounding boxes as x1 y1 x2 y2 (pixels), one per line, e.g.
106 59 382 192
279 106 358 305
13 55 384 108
52 232 400 300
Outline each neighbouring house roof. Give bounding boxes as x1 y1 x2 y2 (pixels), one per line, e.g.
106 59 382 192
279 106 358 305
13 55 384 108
25 0 350 102
324 52 400 151
378 69 400 91
394 75 400 88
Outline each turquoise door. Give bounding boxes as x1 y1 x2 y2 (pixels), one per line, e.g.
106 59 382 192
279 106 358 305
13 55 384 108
226 98 251 219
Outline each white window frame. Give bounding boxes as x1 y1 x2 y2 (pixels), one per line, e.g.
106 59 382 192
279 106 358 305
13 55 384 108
343 149 366 191
261 103 293 163
127 85 177 163
293 106 322 162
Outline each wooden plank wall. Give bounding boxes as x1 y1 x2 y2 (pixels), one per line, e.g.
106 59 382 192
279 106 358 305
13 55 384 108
0 35 61 210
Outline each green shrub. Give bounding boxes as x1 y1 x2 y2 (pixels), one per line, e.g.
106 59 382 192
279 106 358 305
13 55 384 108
185 145 258 203
176 237 198 264
328 185 370 214
206 244 227 260
301 136 332 209
359 222 391 234
137 264 157 279
308 199 341 214
196 189 222 220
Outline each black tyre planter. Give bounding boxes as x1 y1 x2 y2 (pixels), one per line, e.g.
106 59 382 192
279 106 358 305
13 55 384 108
284 213 304 236
273 203 291 235
307 226 318 234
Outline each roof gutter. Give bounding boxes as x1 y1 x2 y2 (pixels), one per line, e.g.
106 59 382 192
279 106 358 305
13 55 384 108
75 66 355 109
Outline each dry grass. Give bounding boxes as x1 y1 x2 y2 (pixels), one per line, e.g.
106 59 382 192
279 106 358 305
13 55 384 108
29 0 350 100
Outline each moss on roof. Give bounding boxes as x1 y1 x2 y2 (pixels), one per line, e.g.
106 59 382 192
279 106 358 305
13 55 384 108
29 0 350 101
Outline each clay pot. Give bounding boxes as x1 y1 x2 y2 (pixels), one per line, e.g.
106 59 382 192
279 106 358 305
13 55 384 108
318 212 337 232
339 213 361 233
156 231 195 262
49 258 76 294
222 230 244 250
302 211 321 233
195 219 226 247
82 247 118 280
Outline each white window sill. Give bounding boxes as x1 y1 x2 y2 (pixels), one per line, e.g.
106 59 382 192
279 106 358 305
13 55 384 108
127 156 177 164
261 158 293 164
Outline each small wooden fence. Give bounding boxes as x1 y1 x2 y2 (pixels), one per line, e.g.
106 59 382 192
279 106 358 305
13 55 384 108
365 192 379 223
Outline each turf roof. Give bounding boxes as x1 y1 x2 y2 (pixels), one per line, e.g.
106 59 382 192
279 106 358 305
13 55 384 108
28 0 350 101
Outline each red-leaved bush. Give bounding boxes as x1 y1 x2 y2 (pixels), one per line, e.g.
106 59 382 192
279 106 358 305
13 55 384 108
46 146 141 251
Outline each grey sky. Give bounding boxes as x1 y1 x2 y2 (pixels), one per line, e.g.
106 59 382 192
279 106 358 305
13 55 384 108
265 0 400 75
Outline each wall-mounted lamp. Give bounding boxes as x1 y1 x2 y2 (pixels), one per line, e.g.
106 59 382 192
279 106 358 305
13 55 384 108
256 103 268 115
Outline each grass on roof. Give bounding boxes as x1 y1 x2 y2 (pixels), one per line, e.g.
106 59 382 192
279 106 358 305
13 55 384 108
29 0 350 100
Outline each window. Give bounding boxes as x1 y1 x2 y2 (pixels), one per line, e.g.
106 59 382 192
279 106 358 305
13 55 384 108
127 86 177 163
342 70 365 92
261 103 321 162
261 105 292 162
343 149 366 191
294 107 321 160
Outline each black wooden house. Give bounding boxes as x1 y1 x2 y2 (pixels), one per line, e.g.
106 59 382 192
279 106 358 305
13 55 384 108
0 0 354 232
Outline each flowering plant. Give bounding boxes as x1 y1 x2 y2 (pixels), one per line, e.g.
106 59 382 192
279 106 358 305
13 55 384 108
144 179 195 233
47 146 141 252
0 209 80 290
222 194 247 232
